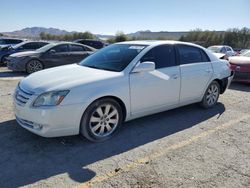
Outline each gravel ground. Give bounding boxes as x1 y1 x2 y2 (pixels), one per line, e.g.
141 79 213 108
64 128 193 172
0 67 249 188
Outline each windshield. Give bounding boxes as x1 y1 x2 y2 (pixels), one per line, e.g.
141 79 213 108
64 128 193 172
79 44 147 72
36 43 56 53
208 46 221 53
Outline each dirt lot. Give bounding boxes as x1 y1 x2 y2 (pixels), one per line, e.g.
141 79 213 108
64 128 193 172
0 67 250 188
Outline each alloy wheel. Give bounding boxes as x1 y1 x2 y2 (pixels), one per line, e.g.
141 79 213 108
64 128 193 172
89 104 119 137
206 83 219 106
27 60 43 73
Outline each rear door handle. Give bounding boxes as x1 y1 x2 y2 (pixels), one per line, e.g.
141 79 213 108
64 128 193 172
205 69 212 73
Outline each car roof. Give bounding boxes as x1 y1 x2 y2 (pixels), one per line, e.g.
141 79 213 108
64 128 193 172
119 40 206 49
0 37 26 40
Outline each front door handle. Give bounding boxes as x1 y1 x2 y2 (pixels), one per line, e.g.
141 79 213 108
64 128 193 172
205 69 212 73
172 74 178 79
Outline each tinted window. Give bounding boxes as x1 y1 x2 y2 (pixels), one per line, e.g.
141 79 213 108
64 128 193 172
51 45 68 53
79 40 103 49
226 47 232 51
177 45 209 64
70 45 85 52
141 45 176 69
6 39 23 44
22 43 41 50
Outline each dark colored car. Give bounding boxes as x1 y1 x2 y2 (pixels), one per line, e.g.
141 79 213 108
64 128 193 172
7 42 96 73
0 41 49 65
229 50 250 83
0 38 25 48
74 39 106 49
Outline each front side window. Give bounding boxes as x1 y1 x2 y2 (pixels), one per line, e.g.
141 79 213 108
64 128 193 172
220 47 226 53
177 45 209 64
51 45 68 53
141 45 176 69
80 44 146 72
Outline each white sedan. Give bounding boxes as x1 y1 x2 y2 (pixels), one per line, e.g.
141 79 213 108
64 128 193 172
14 41 234 142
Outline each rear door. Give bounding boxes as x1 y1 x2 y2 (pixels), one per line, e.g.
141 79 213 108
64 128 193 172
69 44 91 63
130 45 181 115
176 45 213 103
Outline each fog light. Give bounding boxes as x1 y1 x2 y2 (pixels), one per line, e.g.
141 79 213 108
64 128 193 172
33 123 43 130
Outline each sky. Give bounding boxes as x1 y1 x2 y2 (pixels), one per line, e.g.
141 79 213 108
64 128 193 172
0 0 249 34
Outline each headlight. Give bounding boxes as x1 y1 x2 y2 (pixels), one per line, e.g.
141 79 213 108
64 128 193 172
33 90 69 107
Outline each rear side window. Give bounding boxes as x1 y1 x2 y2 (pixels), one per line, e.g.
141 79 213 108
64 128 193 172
141 45 176 69
70 45 85 52
177 45 210 64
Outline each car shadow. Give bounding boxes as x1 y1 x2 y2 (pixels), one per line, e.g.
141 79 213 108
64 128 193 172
0 103 225 187
0 70 27 78
229 82 250 92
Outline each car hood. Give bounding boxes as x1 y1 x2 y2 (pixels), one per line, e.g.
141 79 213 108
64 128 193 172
20 64 123 94
229 56 250 66
10 51 39 58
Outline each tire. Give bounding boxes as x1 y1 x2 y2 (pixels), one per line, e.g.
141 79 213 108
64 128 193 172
80 98 123 142
26 59 44 74
200 81 220 108
0 55 8 66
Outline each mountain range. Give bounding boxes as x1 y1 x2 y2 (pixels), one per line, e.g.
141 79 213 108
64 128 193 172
1 27 189 40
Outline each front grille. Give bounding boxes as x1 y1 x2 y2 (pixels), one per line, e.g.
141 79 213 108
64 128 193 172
15 85 33 106
234 71 250 80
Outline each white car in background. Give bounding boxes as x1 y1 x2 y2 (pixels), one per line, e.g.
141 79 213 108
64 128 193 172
208 45 236 57
14 41 234 142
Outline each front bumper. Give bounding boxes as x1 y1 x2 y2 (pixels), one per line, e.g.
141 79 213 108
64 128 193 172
14 86 87 137
7 58 26 72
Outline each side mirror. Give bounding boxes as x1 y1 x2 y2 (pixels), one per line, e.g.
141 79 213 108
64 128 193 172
132 61 155 73
49 49 56 54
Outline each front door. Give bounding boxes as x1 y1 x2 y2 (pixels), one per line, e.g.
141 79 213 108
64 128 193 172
129 45 181 115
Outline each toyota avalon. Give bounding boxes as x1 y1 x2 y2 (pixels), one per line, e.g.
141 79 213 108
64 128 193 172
14 41 234 142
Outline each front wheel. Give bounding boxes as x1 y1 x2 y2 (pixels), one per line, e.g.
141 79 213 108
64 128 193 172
26 59 43 74
1 55 8 66
200 81 220 108
80 98 123 142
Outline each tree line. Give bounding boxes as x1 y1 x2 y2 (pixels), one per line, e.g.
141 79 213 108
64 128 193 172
39 31 96 41
38 27 250 49
180 27 250 48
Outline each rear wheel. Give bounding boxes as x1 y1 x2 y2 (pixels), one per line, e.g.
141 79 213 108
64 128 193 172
26 59 43 74
200 81 220 108
80 98 123 142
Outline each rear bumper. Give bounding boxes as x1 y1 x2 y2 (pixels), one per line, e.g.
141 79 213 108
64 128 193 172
227 71 235 88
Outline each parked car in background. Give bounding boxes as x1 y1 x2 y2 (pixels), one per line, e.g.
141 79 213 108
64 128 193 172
208 45 236 57
7 42 96 73
0 38 26 48
74 39 106 49
13 41 233 142
229 50 250 83
0 41 49 65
